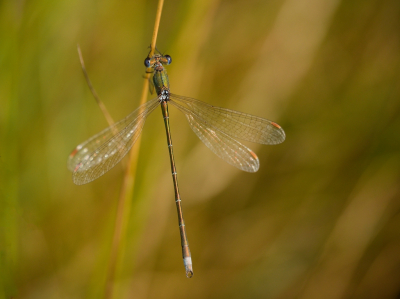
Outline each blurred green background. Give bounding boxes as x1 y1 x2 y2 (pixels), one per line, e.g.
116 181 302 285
1 0 400 298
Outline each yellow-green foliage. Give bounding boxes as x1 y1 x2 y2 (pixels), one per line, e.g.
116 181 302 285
1 0 400 298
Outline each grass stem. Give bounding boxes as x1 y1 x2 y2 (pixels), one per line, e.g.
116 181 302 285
104 1 164 298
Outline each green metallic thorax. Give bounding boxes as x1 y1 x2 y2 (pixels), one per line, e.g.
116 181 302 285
153 68 170 96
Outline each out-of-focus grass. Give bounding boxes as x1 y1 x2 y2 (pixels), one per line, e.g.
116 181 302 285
1 0 400 298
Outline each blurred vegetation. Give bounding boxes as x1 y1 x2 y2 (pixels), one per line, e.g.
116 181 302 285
1 0 400 298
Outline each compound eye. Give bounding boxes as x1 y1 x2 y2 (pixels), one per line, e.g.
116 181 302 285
165 55 172 65
144 57 151 67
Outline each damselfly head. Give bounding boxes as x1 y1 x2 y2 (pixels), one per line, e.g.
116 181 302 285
157 54 172 66
144 54 172 68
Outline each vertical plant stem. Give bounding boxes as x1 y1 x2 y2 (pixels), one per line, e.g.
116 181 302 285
104 1 164 298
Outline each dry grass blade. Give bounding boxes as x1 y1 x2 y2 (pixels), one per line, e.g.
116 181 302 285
77 44 115 127
104 1 165 298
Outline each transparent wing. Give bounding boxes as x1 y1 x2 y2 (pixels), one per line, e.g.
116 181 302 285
170 94 285 144
170 100 259 172
67 98 160 185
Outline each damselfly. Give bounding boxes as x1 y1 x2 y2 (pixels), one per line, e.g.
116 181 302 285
68 52 285 278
